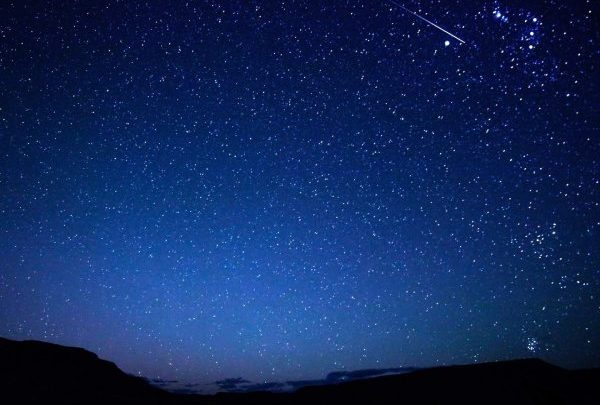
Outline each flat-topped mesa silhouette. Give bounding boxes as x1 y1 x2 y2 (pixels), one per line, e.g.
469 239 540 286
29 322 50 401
1 337 598 405
0 337 169 404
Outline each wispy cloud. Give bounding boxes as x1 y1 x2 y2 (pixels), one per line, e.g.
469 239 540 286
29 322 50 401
214 377 251 391
211 367 418 392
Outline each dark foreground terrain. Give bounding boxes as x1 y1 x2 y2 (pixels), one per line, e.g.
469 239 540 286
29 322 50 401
1 337 598 404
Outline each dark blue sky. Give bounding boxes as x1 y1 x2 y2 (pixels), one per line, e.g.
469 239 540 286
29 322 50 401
0 0 598 390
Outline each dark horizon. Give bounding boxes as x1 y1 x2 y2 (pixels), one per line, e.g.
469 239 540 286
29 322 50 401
4 335 593 394
1 0 598 387
4 336 598 405
2 335 595 397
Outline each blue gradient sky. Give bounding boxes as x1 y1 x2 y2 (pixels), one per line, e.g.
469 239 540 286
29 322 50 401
0 0 598 388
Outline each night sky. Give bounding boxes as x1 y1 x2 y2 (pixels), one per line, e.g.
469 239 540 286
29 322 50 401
0 0 599 392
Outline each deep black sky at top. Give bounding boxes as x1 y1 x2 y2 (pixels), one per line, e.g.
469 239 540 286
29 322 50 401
0 0 598 391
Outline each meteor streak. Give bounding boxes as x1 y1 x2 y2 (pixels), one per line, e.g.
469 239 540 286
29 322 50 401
387 1 466 44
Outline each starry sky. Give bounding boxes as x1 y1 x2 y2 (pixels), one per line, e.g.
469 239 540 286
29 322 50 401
0 0 598 391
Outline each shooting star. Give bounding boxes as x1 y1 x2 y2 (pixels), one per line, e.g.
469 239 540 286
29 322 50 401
387 1 466 44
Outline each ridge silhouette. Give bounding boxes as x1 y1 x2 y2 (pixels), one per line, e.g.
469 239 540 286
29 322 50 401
1 337 598 404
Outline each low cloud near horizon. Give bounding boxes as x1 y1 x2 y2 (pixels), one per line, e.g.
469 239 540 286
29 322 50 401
210 367 419 393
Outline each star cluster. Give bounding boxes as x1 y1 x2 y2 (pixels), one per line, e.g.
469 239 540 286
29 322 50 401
0 0 598 388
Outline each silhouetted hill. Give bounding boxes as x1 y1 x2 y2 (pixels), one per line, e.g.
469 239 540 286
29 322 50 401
1 337 598 404
290 358 599 405
0 337 171 404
